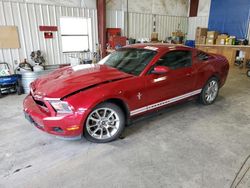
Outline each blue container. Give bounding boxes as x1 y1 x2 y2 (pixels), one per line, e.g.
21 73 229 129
0 62 22 95
185 40 195 48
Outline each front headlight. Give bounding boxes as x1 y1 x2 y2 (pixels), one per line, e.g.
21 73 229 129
49 100 73 114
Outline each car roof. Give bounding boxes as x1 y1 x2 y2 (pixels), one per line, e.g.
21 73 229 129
124 43 194 53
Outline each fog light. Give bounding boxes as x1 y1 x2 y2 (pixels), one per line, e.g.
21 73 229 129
52 127 63 133
67 125 80 131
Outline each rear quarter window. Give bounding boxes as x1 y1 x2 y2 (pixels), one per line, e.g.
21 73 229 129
196 51 211 61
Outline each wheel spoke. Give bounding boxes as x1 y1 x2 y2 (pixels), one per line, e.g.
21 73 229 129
206 95 211 101
206 95 208 101
91 128 100 136
105 127 111 137
209 94 213 101
109 124 117 129
109 119 119 124
107 112 114 119
88 124 98 128
99 128 103 139
96 111 102 119
90 117 99 122
205 94 209 100
103 109 107 118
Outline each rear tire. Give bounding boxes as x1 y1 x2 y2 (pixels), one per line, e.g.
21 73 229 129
84 102 125 143
199 77 219 105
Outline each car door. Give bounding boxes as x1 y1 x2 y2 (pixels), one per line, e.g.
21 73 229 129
143 50 197 108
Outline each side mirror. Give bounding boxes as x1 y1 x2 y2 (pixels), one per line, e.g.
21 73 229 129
152 66 170 74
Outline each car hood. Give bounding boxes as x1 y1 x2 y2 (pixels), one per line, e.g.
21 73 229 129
31 64 132 99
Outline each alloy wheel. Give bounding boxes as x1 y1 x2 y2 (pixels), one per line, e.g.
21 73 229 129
205 80 218 103
86 108 120 140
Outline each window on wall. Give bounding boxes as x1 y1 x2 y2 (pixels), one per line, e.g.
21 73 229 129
60 17 92 52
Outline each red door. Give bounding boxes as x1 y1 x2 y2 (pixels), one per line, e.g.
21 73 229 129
131 50 197 116
144 66 196 105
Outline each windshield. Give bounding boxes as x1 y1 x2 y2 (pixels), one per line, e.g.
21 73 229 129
98 48 157 76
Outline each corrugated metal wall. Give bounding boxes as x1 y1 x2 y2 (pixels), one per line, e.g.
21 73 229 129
0 1 98 70
155 15 188 41
187 16 209 40
107 11 188 41
0 1 191 70
106 10 124 33
125 12 153 40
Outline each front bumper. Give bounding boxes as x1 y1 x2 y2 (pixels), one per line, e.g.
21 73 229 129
23 95 87 138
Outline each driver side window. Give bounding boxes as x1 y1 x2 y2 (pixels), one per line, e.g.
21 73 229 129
156 50 192 70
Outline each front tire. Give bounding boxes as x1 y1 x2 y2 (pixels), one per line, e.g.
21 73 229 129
199 77 219 105
84 102 125 143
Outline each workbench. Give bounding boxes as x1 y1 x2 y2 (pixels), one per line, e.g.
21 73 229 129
196 44 250 66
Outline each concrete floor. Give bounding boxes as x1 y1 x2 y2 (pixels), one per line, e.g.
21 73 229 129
0 68 250 188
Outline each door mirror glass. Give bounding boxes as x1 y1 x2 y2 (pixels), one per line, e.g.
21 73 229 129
152 66 170 74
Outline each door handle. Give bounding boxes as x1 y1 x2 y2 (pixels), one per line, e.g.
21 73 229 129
186 73 192 77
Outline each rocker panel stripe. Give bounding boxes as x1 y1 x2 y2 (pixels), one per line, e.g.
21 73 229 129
130 89 202 116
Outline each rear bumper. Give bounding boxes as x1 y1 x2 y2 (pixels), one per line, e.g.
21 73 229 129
23 95 87 138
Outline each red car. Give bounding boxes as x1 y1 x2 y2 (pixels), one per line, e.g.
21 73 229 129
23 44 229 143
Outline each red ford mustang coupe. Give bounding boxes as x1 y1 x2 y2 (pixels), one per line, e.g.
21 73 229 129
23 44 229 143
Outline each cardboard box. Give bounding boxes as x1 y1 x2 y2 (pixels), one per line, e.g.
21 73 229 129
215 34 229 45
216 38 226 45
195 27 207 42
196 36 206 44
172 31 184 37
195 35 199 42
195 35 206 43
206 38 215 45
196 27 208 37
207 31 219 39
217 34 228 40
151 32 158 41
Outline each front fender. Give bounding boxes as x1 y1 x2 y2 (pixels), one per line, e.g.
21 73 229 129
64 86 131 125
